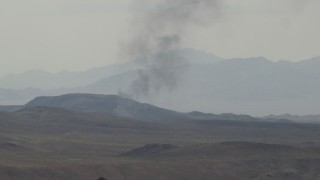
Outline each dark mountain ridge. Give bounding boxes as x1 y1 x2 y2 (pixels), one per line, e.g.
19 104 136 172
25 93 188 121
1 93 295 123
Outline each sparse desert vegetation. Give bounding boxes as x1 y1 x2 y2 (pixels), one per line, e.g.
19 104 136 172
0 94 320 179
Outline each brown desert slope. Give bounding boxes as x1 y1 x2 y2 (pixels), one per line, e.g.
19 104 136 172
0 94 320 179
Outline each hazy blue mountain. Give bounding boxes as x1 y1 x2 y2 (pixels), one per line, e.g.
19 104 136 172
294 56 320 74
0 88 46 105
264 114 320 124
0 48 221 104
0 49 221 90
0 105 24 112
76 56 320 116
76 70 138 94
0 64 135 90
1 50 320 116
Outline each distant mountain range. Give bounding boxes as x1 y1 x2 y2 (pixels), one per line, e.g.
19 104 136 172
264 114 320 124
73 55 320 116
1 48 320 116
0 49 221 90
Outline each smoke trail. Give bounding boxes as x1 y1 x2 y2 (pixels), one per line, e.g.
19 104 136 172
122 0 223 98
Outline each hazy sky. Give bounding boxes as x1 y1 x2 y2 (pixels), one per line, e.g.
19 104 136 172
0 0 319 76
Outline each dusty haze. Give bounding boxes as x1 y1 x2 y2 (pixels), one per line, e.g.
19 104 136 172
0 0 320 75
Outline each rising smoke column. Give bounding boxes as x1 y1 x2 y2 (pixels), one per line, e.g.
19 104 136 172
123 0 223 98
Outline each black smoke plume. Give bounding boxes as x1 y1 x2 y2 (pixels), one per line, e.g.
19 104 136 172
122 0 224 99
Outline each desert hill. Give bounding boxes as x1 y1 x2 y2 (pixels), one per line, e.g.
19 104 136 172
0 94 320 179
25 93 188 121
0 93 270 122
123 141 320 159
